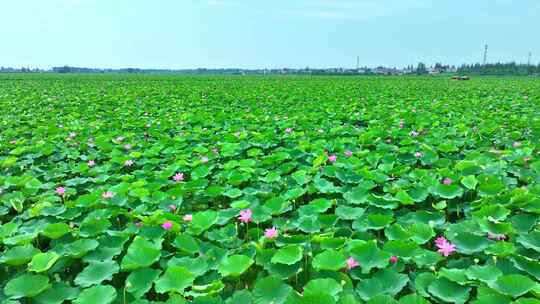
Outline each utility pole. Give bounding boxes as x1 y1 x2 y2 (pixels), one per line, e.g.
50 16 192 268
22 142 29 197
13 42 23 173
483 44 488 65
356 56 360 70
528 52 532 66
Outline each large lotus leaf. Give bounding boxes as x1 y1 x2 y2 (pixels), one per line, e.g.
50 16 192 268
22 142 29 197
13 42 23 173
4 274 50 298
465 265 503 283
28 252 60 272
121 236 161 270
252 275 292 304
356 268 408 301
172 234 200 255
428 277 471 304
511 255 540 280
451 232 492 254
516 231 540 252
335 205 365 220
189 210 219 235
73 285 116 304
126 268 161 298
303 278 342 300
42 223 71 239
399 294 430 304
489 274 536 297
155 266 195 294
433 184 464 199
218 255 254 277
1 244 39 266
74 260 119 287
34 282 80 304
271 245 303 265
349 241 391 273
312 249 347 271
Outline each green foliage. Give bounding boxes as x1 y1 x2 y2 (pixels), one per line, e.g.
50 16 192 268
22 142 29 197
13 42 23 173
0 74 539 303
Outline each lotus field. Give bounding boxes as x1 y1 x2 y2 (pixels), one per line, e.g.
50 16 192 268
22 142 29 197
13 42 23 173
1 75 540 304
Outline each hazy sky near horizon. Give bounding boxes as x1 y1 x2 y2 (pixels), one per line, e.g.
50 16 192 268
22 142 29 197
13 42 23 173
1 0 539 69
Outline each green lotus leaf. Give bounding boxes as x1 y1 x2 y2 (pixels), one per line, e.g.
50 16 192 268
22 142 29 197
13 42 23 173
121 236 161 270
172 234 200 255
356 268 408 301
34 282 80 304
433 184 464 199
155 266 195 294
28 252 60 273
349 241 391 273
271 245 303 265
4 274 50 298
126 268 161 298
218 254 254 277
335 205 365 220
489 274 536 297
312 249 347 271
303 278 342 300
465 265 503 283
74 260 119 287
252 275 292 304
73 285 116 304
451 232 492 254
1 244 39 266
461 175 478 190
428 277 471 304
516 231 540 252
190 210 219 234
399 294 430 304
42 223 71 239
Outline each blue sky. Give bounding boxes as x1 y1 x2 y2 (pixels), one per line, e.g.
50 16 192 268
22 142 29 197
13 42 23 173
1 0 539 69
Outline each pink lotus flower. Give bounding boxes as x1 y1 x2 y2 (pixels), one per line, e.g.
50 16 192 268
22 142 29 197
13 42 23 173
162 221 173 230
487 232 507 241
435 237 456 257
116 136 125 142
344 150 353 157
183 214 193 222
414 152 423 158
172 172 184 182
513 141 522 148
68 132 76 138
399 120 405 129
134 221 142 228
285 128 293 134
346 257 359 270
200 156 209 163
442 178 452 185
168 204 177 211
55 187 66 196
102 191 115 199
87 160 95 167
265 227 278 239
238 209 252 223
390 256 398 263
124 144 132 150
409 130 419 137
328 155 337 162
124 160 134 167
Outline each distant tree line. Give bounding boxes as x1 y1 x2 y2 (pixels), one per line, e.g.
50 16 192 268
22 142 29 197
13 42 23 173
456 62 540 76
1 62 540 76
